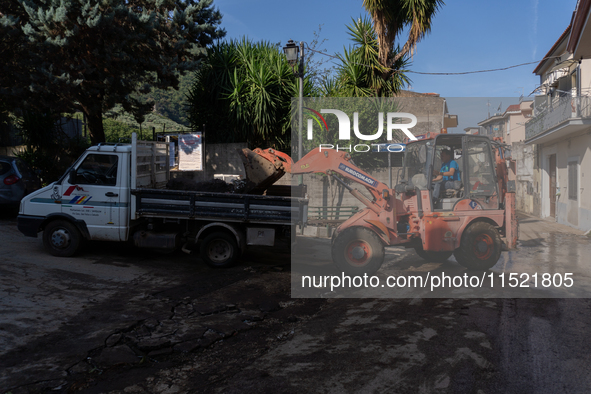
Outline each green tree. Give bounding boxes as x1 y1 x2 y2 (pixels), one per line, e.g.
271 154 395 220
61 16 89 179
188 39 313 151
362 0 444 69
324 17 410 97
15 111 89 183
142 73 195 127
0 0 225 144
103 118 139 143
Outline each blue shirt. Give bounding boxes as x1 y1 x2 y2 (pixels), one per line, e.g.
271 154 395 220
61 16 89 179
441 160 460 181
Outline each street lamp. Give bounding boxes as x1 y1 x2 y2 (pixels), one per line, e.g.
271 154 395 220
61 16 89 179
283 39 304 169
283 39 299 68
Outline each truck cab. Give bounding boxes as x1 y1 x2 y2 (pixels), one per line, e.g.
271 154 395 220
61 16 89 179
18 144 133 250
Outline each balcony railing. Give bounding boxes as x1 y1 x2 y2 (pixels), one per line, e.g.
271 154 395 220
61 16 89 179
525 95 591 140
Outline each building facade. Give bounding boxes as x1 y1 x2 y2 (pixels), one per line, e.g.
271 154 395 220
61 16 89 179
525 0 591 231
477 100 533 143
475 100 536 214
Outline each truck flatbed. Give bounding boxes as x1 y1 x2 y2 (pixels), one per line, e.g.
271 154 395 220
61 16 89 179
132 188 307 225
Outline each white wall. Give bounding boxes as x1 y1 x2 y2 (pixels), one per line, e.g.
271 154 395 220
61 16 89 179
540 131 591 231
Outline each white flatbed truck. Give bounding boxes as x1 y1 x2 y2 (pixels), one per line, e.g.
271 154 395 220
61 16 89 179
17 133 307 267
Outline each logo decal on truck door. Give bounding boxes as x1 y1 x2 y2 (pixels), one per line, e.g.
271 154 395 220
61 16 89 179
63 185 88 196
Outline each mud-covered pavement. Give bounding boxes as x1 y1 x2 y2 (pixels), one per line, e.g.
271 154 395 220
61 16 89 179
2 213 591 393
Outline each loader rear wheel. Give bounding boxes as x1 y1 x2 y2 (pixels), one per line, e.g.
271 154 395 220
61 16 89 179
200 232 240 268
332 227 385 276
415 246 452 262
454 222 501 270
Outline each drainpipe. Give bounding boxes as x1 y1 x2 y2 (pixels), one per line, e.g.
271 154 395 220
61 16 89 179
576 62 582 117
442 100 445 133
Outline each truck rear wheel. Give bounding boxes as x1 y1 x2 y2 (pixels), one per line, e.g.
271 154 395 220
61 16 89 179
43 220 82 257
200 232 240 268
454 222 501 270
332 227 385 276
415 246 452 262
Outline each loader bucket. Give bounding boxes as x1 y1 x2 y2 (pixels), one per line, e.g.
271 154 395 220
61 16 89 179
237 148 291 194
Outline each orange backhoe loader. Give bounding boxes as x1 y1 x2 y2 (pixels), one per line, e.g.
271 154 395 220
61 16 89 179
244 132 518 275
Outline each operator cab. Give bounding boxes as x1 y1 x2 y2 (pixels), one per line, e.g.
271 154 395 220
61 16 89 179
396 133 499 211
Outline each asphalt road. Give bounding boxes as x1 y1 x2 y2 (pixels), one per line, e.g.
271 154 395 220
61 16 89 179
2 212 591 393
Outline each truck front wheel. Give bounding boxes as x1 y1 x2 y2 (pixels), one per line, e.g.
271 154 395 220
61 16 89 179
200 232 240 268
332 227 385 276
454 222 502 270
43 220 82 257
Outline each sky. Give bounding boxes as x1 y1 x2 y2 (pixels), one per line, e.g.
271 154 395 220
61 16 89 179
214 0 579 129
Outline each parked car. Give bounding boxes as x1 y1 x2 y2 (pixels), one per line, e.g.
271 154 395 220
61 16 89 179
0 156 42 213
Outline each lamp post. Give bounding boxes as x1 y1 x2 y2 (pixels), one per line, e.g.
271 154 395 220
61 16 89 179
283 39 304 166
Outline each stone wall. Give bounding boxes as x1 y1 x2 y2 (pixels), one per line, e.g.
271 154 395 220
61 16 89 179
394 94 447 136
0 145 24 157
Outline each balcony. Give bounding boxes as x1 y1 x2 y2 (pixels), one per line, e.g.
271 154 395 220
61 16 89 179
525 95 591 144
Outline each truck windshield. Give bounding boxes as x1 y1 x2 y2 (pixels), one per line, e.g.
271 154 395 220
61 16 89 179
401 141 433 189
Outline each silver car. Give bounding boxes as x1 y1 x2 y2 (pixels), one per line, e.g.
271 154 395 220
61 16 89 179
0 155 42 212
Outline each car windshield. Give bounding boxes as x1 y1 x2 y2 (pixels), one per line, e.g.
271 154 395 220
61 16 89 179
401 141 433 188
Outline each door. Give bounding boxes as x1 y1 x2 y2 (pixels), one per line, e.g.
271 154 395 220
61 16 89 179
60 152 122 241
549 154 556 218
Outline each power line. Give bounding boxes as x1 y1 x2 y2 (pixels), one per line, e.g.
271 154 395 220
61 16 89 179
305 45 562 76
407 60 551 75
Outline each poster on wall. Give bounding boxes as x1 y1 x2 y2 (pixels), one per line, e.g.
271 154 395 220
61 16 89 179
169 141 176 168
178 133 203 171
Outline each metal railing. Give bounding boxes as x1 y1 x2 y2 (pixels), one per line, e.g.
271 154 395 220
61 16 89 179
525 95 591 140
308 206 360 222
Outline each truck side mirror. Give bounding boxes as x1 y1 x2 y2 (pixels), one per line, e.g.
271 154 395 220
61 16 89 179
68 169 77 184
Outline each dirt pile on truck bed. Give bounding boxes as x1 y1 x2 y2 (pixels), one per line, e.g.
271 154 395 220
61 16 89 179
165 147 292 195
166 178 257 194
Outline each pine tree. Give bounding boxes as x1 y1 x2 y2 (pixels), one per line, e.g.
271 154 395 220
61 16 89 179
0 0 225 143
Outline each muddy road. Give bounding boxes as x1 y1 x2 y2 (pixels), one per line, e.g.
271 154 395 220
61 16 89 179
2 213 591 393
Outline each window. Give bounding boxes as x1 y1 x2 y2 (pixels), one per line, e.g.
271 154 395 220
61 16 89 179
74 154 118 186
465 139 498 208
568 160 578 200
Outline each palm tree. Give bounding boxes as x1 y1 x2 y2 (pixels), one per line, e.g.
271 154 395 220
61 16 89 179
188 39 313 151
362 0 444 69
328 17 410 97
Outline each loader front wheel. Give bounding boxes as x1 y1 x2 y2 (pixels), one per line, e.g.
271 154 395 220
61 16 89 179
200 232 240 268
454 222 502 270
332 227 385 276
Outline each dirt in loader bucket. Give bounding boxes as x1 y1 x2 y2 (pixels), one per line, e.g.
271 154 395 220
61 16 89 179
236 148 288 194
